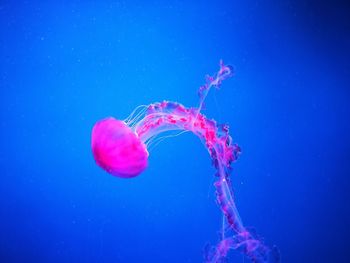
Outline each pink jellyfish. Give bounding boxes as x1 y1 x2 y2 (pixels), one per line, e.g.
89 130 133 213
91 61 280 263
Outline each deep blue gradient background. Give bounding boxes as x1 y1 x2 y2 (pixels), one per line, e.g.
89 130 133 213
1 1 349 262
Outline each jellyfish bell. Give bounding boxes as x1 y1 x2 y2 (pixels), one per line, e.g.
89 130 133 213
91 117 148 178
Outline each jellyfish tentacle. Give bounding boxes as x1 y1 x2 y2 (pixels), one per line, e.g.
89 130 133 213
130 100 277 262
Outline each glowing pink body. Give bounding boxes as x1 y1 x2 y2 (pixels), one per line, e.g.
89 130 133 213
91 117 148 178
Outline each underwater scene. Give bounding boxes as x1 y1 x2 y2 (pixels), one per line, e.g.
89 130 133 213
0 1 349 263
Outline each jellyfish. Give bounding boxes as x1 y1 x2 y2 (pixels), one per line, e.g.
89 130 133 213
91 61 280 263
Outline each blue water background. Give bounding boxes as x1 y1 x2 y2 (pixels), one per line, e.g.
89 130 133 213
1 1 349 262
